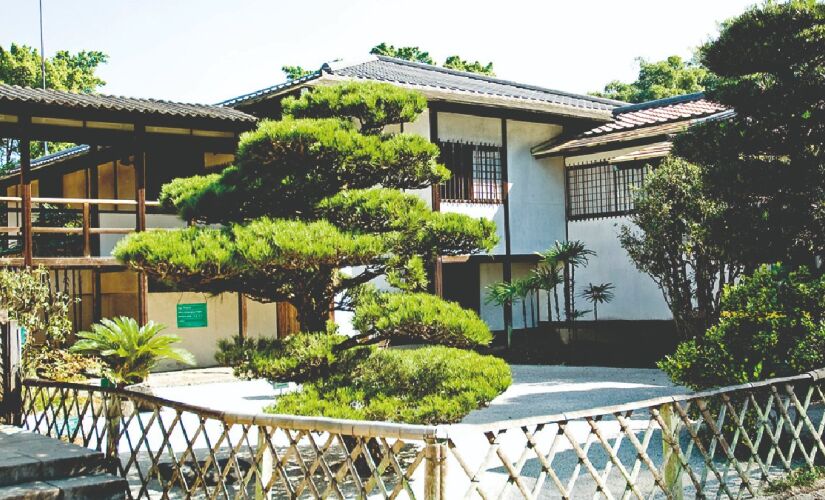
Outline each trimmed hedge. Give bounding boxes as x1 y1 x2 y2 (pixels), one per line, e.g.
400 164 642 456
216 332 371 383
268 346 511 424
353 292 493 348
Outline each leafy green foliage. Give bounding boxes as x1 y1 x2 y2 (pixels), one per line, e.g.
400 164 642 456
674 0 825 267
443 55 495 76
70 317 195 386
316 188 430 233
369 43 434 64
580 283 615 321
350 291 493 348
269 346 511 424
283 81 427 134
0 43 107 170
158 173 221 220
591 55 710 103
765 466 825 494
531 264 562 322
537 240 594 323
619 157 741 339
117 82 496 332
370 42 496 76
281 65 313 81
215 331 371 383
0 267 73 346
659 265 825 390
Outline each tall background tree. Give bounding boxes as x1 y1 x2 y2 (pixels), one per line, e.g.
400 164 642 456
0 43 107 170
619 157 742 340
674 0 825 268
370 42 495 75
591 55 710 103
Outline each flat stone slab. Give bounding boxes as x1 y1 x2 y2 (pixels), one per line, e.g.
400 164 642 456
0 426 108 486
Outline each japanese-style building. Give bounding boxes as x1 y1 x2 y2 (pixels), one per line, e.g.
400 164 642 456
0 56 732 366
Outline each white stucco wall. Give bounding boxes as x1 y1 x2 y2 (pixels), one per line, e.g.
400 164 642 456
99 213 186 256
479 263 504 331
150 291 277 370
506 120 565 255
568 217 671 320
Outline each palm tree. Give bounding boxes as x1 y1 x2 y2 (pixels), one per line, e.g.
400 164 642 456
513 278 533 329
580 282 615 321
485 281 520 336
532 265 562 322
538 241 595 322
70 317 195 387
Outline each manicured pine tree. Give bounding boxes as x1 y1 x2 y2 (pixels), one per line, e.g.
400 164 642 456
114 82 497 338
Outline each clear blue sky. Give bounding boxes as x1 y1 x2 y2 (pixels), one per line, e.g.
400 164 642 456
3 0 756 104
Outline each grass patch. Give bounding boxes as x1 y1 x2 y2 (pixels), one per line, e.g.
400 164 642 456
765 466 825 494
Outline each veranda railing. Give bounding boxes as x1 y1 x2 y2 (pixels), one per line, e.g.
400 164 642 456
14 369 825 499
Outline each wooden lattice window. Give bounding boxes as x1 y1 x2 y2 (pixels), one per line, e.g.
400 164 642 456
566 162 652 220
438 141 503 203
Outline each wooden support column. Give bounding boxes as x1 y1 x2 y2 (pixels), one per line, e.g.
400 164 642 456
501 118 513 339
428 108 443 297
19 117 33 268
134 128 148 325
1 312 22 425
237 294 248 340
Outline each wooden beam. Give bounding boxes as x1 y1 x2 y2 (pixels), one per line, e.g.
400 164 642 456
237 294 247 340
135 127 148 326
428 108 443 297
19 117 32 268
0 257 125 269
501 118 513 335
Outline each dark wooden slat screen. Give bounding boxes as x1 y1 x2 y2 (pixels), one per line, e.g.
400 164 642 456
566 162 651 220
437 141 503 203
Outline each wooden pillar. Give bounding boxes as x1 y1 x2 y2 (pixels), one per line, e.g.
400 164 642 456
19 118 33 268
428 108 443 297
134 129 148 325
1 312 22 425
237 294 247 340
501 118 513 339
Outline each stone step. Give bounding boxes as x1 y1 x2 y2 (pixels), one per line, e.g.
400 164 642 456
0 473 127 500
0 426 110 487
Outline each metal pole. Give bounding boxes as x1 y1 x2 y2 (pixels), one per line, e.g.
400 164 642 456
39 0 48 155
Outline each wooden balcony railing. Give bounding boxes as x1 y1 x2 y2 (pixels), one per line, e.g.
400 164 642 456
0 196 162 265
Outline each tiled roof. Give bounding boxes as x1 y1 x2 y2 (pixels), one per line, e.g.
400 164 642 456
532 93 731 157
31 144 90 168
222 56 624 114
583 93 727 137
0 84 257 124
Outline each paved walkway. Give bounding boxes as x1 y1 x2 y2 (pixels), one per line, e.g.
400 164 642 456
463 365 690 424
145 364 690 422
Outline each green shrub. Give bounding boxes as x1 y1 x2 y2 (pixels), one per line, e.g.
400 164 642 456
70 317 195 387
352 292 493 348
216 331 372 383
660 265 825 389
269 346 511 424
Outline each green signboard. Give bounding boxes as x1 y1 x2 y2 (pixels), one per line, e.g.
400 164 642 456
176 303 208 328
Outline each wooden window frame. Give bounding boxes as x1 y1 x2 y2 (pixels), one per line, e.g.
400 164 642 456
437 140 504 204
566 160 654 220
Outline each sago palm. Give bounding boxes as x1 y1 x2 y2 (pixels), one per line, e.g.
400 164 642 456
71 317 195 387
